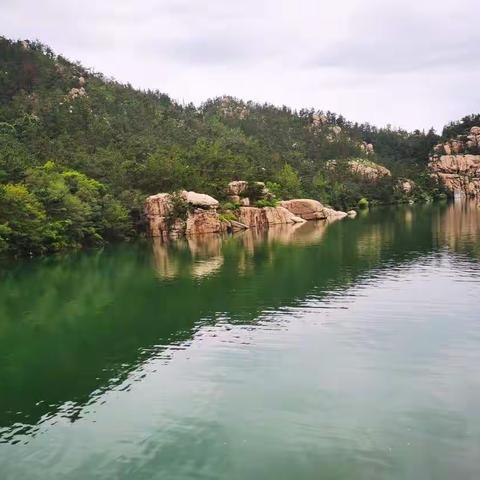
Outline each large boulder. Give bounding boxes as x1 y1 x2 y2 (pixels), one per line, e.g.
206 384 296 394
263 206 306 225
227 181 249 196
280 199 328 220
281 199 347 221
182 191 219 209
323 207 348 220
236 206 304 228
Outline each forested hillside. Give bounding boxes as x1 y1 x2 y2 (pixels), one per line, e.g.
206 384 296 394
0 37 453 256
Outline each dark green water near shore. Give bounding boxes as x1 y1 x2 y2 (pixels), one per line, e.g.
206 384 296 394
1 202 479 479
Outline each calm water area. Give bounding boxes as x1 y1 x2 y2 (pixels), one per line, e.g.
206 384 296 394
1 201 479 479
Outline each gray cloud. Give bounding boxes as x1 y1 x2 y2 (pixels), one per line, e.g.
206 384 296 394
0 0 479 130
310 4 480 73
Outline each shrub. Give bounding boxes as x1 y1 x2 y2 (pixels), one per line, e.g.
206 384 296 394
165 192 190 228
254 199 278 208
358 197 369 209
221 201 240 211
219 211 237 223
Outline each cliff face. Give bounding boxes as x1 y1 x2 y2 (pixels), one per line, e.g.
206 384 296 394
429 127 480 196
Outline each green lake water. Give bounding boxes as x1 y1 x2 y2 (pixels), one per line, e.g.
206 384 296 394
1 201 479 479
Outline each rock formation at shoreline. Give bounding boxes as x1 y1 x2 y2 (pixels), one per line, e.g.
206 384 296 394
145 183 349 238
429 127 480 196
280 199 347 220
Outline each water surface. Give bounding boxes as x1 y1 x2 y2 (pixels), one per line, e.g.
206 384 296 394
1 202 479 479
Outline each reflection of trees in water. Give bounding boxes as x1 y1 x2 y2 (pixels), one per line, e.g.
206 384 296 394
1 203 479 441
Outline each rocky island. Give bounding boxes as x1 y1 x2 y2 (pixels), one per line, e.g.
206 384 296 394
145 181 350 238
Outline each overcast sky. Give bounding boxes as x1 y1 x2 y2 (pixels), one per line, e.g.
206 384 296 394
2 0 479 131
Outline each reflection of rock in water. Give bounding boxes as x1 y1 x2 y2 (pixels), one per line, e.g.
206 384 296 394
152 238 181 279
187 235 223 258
153 235 225 279
266 221 328 245
152 221 335 279
191 257 224 279
436 200 480 257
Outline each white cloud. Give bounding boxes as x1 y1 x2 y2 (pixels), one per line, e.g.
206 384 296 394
1 0 479 130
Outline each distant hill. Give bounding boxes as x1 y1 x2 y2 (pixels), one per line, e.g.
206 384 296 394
0 36 458 256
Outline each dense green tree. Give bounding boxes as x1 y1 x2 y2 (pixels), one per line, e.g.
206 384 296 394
275 164 302 199
0 183 49 254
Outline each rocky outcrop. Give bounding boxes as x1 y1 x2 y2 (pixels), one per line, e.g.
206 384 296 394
360 142 375 155
226 181 270 204
429 155 480 196
185 209 224 235
146 186 349 239
145 191 225 238
398 179 415 194
67 87 86 100
182 191 219 209
280 199 326 220
237 206 305 228
348 159 391 180
429 127 480 196
326 159 391 181
433 126 480 156
227 181 249 196
237 207 265 228
323 207 348 220
280 199 347 221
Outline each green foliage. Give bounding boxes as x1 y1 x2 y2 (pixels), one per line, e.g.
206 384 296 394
221 201 240 211
265 181 281 198
358 197 369 209
442 114 480 139
164 192 189 229
254 199 278 208
275 164 302 199
219 211 237 223
242 182 265 201
0 183 49 255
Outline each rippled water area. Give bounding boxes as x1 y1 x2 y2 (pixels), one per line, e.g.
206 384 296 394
1 201 480 480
